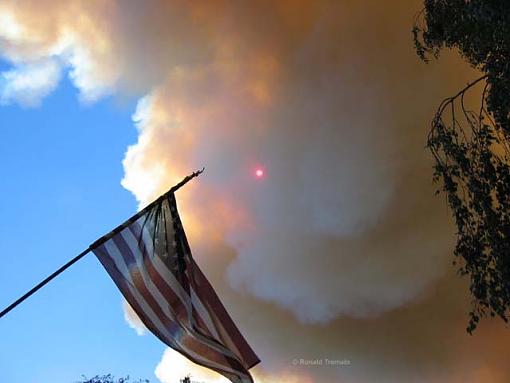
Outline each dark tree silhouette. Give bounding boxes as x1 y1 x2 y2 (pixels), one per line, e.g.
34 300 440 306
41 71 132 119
413 1 510 333
76 374 193 383
77 375 149 383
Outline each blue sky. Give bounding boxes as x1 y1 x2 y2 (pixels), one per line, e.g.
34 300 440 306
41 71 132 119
0 60 163 382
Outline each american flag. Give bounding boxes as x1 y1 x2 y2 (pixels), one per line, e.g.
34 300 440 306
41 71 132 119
90 190 260 383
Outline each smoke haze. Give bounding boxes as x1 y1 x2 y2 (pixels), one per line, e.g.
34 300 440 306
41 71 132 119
2 1 510 382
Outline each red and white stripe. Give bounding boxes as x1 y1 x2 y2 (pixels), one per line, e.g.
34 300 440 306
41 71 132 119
90 194 259 383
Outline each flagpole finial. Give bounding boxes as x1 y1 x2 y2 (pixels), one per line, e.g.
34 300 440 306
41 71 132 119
167 167 205 195
193 167 205 177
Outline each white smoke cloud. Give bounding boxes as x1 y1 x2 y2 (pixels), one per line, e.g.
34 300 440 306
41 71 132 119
155 348 229 383
121 94 167 207
0 59 60 106
0 1 119 104
122 299 146 336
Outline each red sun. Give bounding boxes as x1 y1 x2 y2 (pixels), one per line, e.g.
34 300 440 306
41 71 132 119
254 167 265 179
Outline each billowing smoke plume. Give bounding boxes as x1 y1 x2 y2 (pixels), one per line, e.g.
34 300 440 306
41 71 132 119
3 1 510 382
121 0 457 323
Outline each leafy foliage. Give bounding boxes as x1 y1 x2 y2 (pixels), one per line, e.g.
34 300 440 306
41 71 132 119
414 1 510 135
414 1 510 332
77 374 149 383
